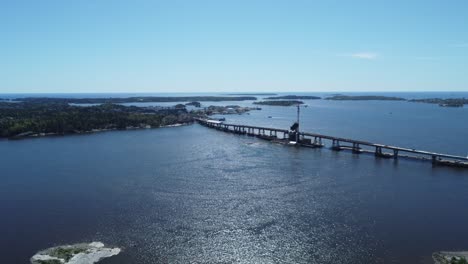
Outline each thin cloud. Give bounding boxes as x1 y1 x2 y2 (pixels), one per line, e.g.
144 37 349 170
339 52 379 60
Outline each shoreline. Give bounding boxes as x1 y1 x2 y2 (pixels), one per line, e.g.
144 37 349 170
5 122 194 140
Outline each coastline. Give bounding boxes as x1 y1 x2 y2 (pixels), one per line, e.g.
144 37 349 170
6 122 194 140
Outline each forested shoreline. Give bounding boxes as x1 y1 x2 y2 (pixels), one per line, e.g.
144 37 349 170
0 102 193 138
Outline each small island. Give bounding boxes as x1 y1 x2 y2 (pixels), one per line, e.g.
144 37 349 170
185 101 202 107
31 242 120 264
264 95 321 100
409 98 467 107
253 100 304 106
325 95 406 101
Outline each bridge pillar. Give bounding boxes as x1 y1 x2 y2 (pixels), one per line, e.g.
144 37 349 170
314 137 323 145
393 149 399 159
352 143 361 153
375 146 383 156
332 140 341 150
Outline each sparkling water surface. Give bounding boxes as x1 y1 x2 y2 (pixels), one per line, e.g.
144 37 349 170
1 92 468 263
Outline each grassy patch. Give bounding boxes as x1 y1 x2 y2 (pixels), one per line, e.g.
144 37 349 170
49 246 87 261
451 257 468 264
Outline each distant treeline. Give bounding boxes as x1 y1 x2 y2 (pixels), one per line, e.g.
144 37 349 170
227 93 277 96
13 96 257 104
325 95 406 101
0 102 192 138
264 95 321 100
409 98 468 107
253 100 304 106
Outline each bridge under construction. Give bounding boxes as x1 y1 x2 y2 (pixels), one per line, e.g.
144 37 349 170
197 118 468 169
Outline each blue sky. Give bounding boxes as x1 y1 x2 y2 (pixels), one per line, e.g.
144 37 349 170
1 0 467 93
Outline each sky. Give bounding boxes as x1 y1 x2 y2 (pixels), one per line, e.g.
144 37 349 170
1 0 467 93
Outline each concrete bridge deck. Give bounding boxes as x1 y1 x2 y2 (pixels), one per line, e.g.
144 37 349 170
197 118 468 168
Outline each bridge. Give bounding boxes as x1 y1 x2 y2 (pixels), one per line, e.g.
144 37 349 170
197 118 468 168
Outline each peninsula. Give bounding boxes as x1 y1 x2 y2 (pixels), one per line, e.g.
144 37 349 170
0 98 261 139
0 102 193 139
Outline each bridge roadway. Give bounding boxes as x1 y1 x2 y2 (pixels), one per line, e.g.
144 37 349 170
197 119 468 167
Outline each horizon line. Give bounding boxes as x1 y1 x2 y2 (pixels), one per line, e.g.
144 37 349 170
1 90 468 94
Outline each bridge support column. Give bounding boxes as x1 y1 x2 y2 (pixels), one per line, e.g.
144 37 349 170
393 150 399 159
375 146 383 157
352 143 361 153
314 137 323 146
332 140 341 150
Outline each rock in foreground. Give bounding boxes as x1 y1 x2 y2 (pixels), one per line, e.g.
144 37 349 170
433 251 468 264
31 242 120 264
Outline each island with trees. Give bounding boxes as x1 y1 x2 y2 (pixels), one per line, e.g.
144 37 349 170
324 94 466 107
253 100 304 106
325 95 406 101
409 98 467 107
185 101 202 107
264 95 321 100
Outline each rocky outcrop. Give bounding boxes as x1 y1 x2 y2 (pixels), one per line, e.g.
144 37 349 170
433 251 468 264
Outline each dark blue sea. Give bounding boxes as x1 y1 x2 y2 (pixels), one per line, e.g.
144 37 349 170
1 92 468 263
